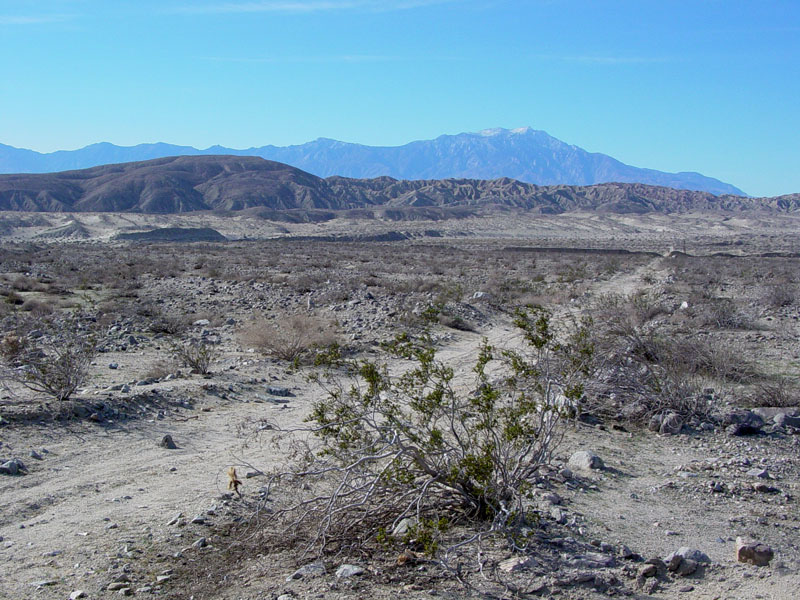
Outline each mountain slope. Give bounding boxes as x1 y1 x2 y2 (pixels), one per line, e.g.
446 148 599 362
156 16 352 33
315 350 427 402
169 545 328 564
0 156 336 213
0 155 790 216
0 128 744 196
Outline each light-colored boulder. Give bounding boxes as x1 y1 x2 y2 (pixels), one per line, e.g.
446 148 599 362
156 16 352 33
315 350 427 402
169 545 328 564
568 450 604 471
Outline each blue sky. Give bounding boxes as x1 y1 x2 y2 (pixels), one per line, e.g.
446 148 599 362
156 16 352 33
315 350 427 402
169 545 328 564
1 1 798 196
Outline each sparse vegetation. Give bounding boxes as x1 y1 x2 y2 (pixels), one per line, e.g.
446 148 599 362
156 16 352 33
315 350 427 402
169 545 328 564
173 340 217 375
240 313 339 363
0 312 98 401
2 220 800 599
255 307 592 559
583 291 761 424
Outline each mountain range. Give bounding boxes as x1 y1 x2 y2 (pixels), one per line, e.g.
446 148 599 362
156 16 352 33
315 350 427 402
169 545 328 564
1 155 795 215
0 128 744 196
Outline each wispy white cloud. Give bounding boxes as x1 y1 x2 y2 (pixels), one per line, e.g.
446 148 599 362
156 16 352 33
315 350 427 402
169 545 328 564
172 0 457 14
0 14 69 25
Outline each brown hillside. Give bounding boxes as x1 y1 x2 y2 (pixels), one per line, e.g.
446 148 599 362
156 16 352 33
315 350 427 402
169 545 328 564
0 155 796 214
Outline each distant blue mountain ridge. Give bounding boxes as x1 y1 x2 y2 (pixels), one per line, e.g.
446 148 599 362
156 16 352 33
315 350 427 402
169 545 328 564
0 127 745 196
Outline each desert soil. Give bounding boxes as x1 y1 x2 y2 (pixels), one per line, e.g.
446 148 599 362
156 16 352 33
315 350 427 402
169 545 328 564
1 211 799 599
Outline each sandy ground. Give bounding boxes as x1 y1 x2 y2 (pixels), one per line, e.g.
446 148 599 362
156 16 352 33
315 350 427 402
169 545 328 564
1 211 799 599
2 318 798 599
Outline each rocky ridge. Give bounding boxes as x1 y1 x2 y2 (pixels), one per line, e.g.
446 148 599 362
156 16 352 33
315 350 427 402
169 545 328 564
0 155 796 215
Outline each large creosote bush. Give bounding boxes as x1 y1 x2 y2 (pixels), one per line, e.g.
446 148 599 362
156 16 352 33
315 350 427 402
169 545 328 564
0 312 98 402
257 306 594 559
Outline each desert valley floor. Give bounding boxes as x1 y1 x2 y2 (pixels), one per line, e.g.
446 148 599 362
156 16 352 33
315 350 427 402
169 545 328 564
0 210 799 600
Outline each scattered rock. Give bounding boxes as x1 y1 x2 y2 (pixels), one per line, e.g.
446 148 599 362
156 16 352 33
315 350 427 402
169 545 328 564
774 413 800 429
539 491 562 505
550 506 567 524
70 591 87 600
192 537 207 548
32 580 59 588
267 386 293 397
335 564 365 578
753 482 779 494
736 537 774 566
0 458 26 475
616 544 636 560
159 435 178 449
709 481 725 493
746 468 769 479
567 450 604 471
727 422 762 436
667 553 698 576
499 556 537 572
107 582 129 591
392 517 418 536
638 564 658 578
666 547 710 564
569 552 615 569
287 561 326 581
109 362 119 369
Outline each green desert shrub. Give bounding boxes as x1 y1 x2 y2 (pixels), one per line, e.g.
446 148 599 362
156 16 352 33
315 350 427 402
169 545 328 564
255 306 593 558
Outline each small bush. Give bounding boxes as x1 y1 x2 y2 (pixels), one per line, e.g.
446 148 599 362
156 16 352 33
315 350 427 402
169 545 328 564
240 314 338 363
0 313 98 401
593 291 667 329
584 294 759 423
256 307 593 558
148 309 189 335
173 341 217 375
145 359 177 381
761 284 797 309
746 378 800 408
437 313 475 331
21 298 54 315
690 297 755 330
664 337 758 384
4 290 24 305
